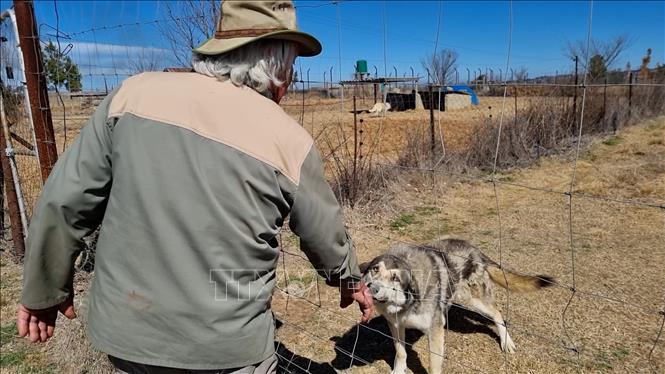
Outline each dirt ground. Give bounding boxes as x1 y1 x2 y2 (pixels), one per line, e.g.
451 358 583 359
1 91 663 373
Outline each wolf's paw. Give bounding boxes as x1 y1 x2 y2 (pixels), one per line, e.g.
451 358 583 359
501 338 517 353
390 370 407 374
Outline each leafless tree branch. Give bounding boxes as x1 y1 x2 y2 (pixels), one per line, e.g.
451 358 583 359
564 34 633 71
157 0 220 67
129 48 164 74
421 48 458 85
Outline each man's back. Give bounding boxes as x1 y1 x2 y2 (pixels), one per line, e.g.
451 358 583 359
89 72 312 368
18 3 373 372
22 72 360 369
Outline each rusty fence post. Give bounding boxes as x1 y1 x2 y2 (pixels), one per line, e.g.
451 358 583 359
14 0 58 182
627 72 633 120
602 77 608 132
429 84 435 162
572 55 578 130
352 94 358 203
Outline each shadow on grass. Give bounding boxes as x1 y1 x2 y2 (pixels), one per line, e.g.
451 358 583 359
275 304 501 373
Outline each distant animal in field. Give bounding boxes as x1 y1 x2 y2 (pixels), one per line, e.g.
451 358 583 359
368 102 391 117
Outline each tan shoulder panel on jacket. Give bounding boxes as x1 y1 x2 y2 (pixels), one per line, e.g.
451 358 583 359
108 72 313 184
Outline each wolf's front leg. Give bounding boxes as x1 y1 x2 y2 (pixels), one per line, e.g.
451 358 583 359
387 319 407 374
427 315 446 374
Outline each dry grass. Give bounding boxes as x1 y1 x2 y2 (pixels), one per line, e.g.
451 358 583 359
1 90 664 372
270 116 665 373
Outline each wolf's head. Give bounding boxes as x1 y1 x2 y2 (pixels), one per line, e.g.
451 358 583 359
361 254 418 314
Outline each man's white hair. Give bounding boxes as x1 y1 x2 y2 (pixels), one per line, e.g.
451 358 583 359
191 40 298 94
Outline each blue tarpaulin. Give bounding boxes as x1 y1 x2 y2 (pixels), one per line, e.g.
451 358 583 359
447 85 479 105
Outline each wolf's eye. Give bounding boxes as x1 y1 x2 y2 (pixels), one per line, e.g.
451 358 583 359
371 265 379 273
391 274 400 282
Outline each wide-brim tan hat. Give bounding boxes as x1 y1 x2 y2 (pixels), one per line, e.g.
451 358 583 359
193 1 322 57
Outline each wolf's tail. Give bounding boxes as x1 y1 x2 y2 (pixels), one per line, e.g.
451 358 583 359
485 265 554 293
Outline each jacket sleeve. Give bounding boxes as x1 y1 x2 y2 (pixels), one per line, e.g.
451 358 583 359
21 90 117 310
288 146 361 285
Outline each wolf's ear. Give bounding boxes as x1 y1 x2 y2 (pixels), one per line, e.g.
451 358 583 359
359 261 371 274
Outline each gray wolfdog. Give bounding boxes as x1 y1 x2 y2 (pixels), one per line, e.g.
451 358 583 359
361 238 554 374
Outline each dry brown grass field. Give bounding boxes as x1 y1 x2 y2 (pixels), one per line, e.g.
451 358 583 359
280 94 537 160
1 90 663 373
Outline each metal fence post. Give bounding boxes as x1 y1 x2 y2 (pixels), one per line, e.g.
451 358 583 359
627 72 633 120
429 84 435 161
1 92 26 260
352 95 358 203
603 77 608 131
14 0 58 182
572 55 579 128
4 8 38 165
441 86 446 112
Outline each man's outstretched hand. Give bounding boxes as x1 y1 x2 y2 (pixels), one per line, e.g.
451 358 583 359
17 298 77 343
340 279 374 323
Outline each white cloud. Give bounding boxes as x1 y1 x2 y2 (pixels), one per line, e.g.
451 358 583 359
66 41 174 76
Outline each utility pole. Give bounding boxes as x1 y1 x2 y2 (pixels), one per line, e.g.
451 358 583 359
14 0 58 182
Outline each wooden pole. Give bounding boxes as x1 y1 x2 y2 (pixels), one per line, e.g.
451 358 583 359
14 0 58 182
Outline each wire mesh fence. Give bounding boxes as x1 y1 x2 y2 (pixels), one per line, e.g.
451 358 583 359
1 7 39 255
1 0 665 373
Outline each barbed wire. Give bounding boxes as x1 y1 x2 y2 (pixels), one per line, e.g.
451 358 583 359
56 15 207 39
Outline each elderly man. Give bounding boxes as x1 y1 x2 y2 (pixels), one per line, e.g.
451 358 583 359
17 1 373 373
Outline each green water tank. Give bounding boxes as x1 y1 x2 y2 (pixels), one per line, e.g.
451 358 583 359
356 60 368 74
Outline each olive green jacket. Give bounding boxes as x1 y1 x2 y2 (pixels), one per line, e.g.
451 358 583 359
21 72 360 369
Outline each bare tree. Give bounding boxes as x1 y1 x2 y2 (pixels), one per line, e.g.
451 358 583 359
421 48 458 85
564 34 632 71
157 1 221 66
129 48 164 74
514 67 528 82
638 48 652 81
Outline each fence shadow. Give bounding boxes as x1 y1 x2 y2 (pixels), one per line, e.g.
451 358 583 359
328 316 426 373
276 304 501 373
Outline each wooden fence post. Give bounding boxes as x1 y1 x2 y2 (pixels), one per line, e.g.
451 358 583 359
14 0 58 182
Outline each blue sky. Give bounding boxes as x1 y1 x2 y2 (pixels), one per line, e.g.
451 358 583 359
1 0 663 90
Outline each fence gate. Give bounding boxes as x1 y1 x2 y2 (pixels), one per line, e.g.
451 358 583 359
1 5 45 258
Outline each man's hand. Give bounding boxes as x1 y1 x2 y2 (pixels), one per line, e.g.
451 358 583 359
17 298 77 343
339 279 374 323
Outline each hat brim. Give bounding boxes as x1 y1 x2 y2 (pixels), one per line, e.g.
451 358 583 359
192 30 322 57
